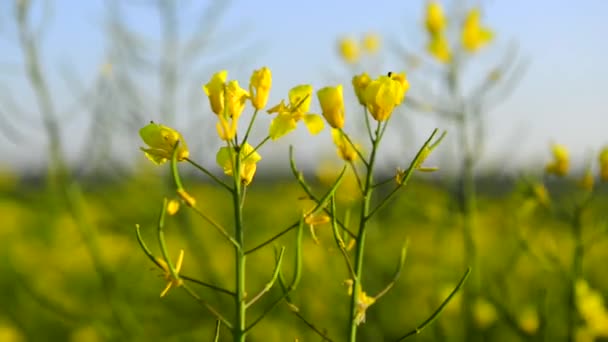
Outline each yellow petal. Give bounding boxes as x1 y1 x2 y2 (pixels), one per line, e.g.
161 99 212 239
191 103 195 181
269 114 297 140
288 85 313 113
203 70 228 115
317 85 345 129
302 114 324 135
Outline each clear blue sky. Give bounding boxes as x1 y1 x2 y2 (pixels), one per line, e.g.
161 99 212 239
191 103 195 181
1 0 607 173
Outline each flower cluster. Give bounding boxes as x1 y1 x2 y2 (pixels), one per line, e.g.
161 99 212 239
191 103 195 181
338 33 381 64
423 2 494 63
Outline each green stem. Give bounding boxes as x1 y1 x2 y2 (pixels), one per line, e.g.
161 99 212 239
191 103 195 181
186 158 232 191
232 147 247 342
348 121 382 341
242 109 259 144
395 268 471 341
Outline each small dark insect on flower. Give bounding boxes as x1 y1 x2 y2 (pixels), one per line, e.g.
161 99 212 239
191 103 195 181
387 71 393 77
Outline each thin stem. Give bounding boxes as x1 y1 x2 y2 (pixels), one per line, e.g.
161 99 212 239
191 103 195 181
245 222 298 255
330 197 356 279
395 267 471 341
190 206 240 248
16 2 66 186
373 239 408 301
349 161 364 194
348 121 382 342
186 158 232 191
372 176 396 189
245 135 270 159
277 272 333 341
245 247 286 308
136 224 235 296
246 221 304 333
290 146 356 238
339 128 368 167
157 198 179 280
367 129 441 219
363 107 374 143
213 320 221 342
182 284 233 329
241 109 259 144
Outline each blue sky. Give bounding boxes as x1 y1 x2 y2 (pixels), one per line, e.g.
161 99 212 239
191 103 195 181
1 0 607 173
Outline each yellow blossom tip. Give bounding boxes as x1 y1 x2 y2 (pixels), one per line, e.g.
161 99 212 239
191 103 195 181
139 122 189 165
166 199 180 215
177 189 196 207
338 37 359 64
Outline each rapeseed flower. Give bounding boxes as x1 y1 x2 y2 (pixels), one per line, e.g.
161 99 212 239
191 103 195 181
267 85 324 140
331 129 358 162
344 279 376 326
216 143 261 185
545 144 569 176
249 67 272 110
462 8 494 52
317 85 345 129
427 34 452 63
352 73 371 106
139 122 189 165
203 70 227 115
216 80 249 140
364 73 409 121
338 37 359 64
362 33 380 54
425 1 447 36
156 249 184 297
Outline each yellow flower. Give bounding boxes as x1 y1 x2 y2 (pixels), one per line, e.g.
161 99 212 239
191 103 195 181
317 85 345 129
364 73 410 121
427 34 452 63
166 199 180 215
249 67 272 110
352 73 371 106
215 80 249 141
344 279 376 326
518 306 539 335
177 188 196 207
331 129 358 162
462 8 494 52
216 114 238 141
599 147 608 181
473 297 497 329
545 144 569 176
362 32 380 54
389 72 410 104
267 85 324 140
225 80 249 118
156 249 184 297
425 1 447 36
216 143 262 185
139 122 189 165
203 70 228 115
338 37 359 64
576 279 608 337
304 208 330 244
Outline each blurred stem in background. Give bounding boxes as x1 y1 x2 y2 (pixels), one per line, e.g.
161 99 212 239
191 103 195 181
10 1 135 338
15 0 66 189
398 2 527 339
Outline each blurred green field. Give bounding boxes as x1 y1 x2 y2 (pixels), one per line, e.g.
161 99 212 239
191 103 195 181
2 170 608 341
